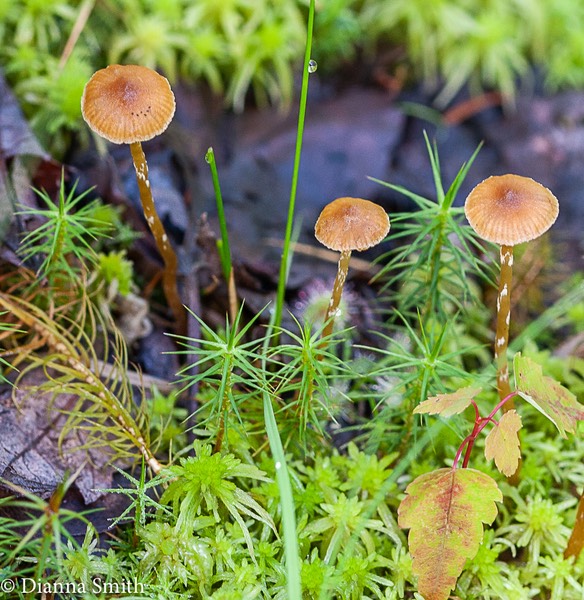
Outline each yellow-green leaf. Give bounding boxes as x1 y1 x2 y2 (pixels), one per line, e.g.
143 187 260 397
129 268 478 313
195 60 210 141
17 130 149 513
514 353 584 438
484 410 522 477
414 386 482 417
398 468 502 600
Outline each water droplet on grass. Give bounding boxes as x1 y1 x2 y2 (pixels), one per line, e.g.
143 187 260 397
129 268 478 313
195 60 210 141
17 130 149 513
308 59 318 74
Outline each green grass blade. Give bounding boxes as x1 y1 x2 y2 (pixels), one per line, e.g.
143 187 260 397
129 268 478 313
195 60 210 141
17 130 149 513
273 0 316 338
510 279 584 351
424 131 445 205
263 389 302 600
205 147 232 282
442 141 483 210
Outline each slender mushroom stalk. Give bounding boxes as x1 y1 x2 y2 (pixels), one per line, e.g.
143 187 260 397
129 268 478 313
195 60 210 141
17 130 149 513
324 249 352 338
465 175 559 410
129 141 183 332
315 197 390 339
81 64 185 333
494 244 513 401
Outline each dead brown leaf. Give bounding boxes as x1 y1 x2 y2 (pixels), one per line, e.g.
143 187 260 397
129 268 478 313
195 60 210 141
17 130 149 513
0 369 121 503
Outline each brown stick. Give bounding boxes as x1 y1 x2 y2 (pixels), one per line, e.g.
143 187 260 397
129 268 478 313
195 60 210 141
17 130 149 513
322 250 351 340
129 142 186 334
58 0 96 69
442 91 502 125
495 244 514 410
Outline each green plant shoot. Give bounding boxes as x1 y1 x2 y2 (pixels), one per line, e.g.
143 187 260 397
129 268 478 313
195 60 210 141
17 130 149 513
273 0 315 337
205 146 237 322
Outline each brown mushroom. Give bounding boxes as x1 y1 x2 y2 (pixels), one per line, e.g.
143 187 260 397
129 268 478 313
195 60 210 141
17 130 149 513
81 64 185 332
315 197 390 339
465 174 559 408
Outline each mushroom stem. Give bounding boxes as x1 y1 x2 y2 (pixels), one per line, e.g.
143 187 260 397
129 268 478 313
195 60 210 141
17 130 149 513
495 244 514 410
129 142 185 333
322 249 351 339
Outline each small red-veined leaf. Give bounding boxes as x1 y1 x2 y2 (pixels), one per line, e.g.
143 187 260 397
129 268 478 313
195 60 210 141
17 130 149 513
398 467 502 600
514 353 584 438
414 386 482 417
484 410 522 476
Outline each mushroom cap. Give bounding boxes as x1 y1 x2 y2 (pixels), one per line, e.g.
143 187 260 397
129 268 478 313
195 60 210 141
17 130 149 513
315 197 390 252
81 64 175 144
464 174 559 246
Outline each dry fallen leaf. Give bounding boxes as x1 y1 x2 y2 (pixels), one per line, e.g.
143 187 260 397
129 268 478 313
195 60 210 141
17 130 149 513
0 370 121 503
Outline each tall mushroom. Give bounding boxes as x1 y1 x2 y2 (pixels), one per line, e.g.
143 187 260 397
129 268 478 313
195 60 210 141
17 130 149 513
464 174 559 408
315 197 390 339
81 64 185 332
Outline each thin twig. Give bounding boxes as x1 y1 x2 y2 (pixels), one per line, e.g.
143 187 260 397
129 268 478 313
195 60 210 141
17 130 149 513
265 238 379 273
58 0 96 70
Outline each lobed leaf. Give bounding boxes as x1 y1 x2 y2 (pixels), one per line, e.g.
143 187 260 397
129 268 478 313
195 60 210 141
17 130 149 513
414 386 482 417
398 467 502 600
484 410 522 477
514 353 584 438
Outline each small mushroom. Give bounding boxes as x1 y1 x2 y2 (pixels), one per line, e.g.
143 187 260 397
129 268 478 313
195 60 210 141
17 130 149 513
315 197 390 339
81 64 185 332
465 174 559 407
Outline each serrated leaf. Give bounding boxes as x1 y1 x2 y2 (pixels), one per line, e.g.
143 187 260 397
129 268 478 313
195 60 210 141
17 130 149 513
484 410 522 477
398 468 502 600
414 386 482 417
514 353 584 438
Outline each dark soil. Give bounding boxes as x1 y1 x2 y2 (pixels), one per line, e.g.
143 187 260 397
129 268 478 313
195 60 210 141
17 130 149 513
67 77 583 334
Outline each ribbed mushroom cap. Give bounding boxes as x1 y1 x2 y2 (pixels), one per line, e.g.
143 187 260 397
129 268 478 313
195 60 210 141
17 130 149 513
315 197 390 252
81 64 175 144
465 174 559 246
